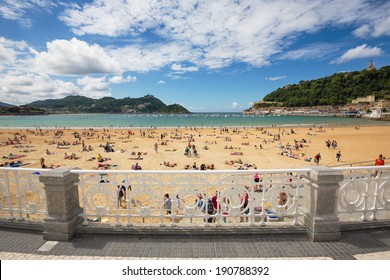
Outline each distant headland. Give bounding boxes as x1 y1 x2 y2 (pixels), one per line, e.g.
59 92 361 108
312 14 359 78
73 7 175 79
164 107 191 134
244 62 390 120
0 95 190 115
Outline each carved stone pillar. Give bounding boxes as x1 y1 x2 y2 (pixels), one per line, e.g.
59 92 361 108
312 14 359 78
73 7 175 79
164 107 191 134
39 167 82 241
301 166 343 241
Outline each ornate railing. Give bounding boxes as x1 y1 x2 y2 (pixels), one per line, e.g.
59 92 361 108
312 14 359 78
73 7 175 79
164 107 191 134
335 166 390 221
71 169 310 227
1 165 390 241
0 167 48 222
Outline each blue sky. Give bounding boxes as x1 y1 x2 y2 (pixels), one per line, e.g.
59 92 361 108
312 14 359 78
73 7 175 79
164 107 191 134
1 0 390 112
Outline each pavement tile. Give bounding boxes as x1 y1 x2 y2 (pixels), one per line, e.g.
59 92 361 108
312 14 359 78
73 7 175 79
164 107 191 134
1 228 390 260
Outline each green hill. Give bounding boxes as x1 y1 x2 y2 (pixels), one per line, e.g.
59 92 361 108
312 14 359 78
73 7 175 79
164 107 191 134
27 95 191 114
259 66 390 107
158 104 190 114
0 105 45 115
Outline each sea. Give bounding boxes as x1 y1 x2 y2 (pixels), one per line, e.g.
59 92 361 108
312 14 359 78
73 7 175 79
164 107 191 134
0 113 387 128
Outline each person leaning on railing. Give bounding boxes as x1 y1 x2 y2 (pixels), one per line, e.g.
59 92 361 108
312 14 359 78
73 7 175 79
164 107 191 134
374 154 385 178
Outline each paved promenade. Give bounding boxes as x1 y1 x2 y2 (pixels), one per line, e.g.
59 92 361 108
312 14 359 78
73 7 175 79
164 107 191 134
1 227 390 260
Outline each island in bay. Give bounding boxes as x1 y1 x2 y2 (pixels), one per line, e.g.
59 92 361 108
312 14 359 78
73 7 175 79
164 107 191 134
0 94 190 115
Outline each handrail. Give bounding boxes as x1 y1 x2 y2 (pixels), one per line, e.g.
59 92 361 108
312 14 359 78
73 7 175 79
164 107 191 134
330 159 377 167
333 165 390 171
0 167 47 172
69 168 312 175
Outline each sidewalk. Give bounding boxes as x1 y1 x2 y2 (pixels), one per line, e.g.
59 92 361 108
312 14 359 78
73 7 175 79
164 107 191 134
1 227 390 260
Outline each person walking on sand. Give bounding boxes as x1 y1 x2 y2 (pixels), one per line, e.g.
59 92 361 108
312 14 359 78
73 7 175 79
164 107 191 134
314 153 321 165
336 151 341 162
154 142 158 153
40 157 46 169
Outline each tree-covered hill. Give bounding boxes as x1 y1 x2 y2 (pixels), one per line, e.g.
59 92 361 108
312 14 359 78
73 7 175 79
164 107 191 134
0 105 45 115
159 104 190 114
27 95 190 114
261 66 390 107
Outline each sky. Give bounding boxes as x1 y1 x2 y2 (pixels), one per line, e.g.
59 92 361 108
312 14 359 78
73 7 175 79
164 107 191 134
0 0 390 112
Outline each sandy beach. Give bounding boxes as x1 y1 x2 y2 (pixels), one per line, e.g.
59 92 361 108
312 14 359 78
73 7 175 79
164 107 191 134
1 125 389 170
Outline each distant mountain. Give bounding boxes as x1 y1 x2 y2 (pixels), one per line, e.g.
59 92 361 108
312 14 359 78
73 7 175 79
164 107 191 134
0 102 14 107
252 65 390 108
27 95 191 114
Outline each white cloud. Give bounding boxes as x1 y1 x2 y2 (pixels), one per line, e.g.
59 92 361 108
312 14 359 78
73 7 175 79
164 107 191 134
371 16 390 37
279 43 340 61
352 25 371 38
333 44 383 64
169 75 182 80
157 80 165 84
0 71 80 105
170 63 198 73
0 37 120 104
33 38 122 75
352 2 390 38
109 75 137 84
0 0 57 27
265 76 287 81
0 36 28 50
107 42 199 73
0 37 29 69
59 0 390 71
0 44 16 67
0 71 118 105
232 102 242 109
60 0 158 37
76 76 111 99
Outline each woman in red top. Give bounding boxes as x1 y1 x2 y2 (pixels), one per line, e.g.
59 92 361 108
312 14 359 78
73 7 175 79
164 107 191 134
375 154 385 166
374 154 385 177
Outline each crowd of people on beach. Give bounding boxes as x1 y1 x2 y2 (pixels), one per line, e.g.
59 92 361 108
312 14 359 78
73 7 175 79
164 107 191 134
0 125 387 174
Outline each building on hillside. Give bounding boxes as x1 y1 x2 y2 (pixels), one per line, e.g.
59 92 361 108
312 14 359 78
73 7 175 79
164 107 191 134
377 99 390 110
351 95 376 104
366 59 376 71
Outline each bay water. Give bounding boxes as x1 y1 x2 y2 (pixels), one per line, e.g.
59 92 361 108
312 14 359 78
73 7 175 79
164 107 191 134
0 113 386 128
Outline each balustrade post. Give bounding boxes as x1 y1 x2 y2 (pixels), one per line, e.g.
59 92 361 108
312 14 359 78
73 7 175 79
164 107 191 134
300 166 343 242
39 167 82 241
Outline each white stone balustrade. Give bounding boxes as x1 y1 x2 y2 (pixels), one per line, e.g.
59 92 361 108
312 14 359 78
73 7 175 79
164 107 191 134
71 169 309 227
335 166 390 221
1 165 389 242
0 167 47 221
